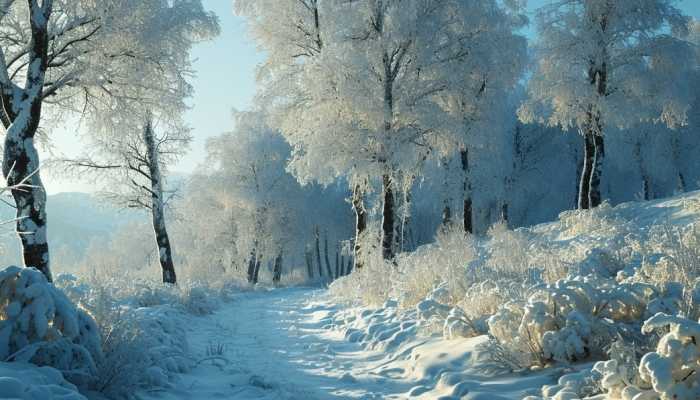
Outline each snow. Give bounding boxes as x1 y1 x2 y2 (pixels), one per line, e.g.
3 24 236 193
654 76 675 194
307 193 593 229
0 362 86 400
1 189 699 400
126 288 553 400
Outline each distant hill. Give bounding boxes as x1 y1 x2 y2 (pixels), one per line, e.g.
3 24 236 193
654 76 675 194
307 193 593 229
0 192 141 266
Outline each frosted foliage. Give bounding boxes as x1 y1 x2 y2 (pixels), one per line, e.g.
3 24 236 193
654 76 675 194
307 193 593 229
0 266 101 385
239 0 526 186
0 0 218 133
519 0 694 131
610 313 700 400
329 225 392 306
392 227 477 308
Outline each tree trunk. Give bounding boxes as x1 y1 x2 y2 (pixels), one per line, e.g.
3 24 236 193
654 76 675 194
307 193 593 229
585 40 608 209
442 157 452 228
381 174 395 260
144 119 176 284
589 132 604 208
398 182 413 252
272 252 283 286
314 226 323 278
247 249 257 283
323 231 333 278
252 254 262 284
4 121 51 281
573 139 583 209
305 246 314 280
634 140 651 201
1 3 53 281
351 184 367 269
578 129 595 210
334 247 340 279
500 202 509 224
460 148 473 234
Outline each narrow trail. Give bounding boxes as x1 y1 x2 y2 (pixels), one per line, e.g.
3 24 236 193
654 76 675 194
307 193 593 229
141 287 413 400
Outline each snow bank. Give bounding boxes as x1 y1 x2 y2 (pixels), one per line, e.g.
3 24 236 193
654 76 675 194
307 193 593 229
329 191 700 399
0 266 101 386
0 362 86 400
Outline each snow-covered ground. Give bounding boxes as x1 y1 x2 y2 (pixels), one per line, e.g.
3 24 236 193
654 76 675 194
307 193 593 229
2 192 700 400
133 288 556 400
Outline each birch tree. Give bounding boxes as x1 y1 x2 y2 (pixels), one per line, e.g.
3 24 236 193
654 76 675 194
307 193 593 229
0 0 218 281
65 114 189 283
519 0 695 209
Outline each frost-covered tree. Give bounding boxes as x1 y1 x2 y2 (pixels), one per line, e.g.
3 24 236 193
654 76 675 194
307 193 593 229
0 0 218 281
250 0 526 260
519 0 694 210
205 110 304 284
64 115 189 284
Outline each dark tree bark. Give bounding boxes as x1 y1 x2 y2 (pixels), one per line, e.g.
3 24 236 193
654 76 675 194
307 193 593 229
589 132 604 208
314 226 323 278
323 230 333 278
0 2 53 281
143 119 177 284
305 246 314 280
441 158 452 228
582 17 608 209
334 246 340 279
634 140 652 201
460 148 473 234
578 129 595 210
381 174 395 260
351 184 367 269
272 252 283 285
252 255 262 284
247 249 258 283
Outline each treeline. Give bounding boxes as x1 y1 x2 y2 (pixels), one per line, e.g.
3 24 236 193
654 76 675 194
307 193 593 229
205 0 698 282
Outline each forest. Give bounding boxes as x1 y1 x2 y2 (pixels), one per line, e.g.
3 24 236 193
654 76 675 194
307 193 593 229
0 1 699 399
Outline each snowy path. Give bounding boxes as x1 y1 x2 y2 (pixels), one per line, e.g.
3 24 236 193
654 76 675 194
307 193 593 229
139 287 412 399
139 287 554 400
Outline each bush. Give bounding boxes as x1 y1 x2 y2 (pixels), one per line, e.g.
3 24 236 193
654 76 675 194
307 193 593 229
0 266 101 387
615 313 700 399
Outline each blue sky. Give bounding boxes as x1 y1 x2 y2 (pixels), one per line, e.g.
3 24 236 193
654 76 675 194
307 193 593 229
44 0 700 194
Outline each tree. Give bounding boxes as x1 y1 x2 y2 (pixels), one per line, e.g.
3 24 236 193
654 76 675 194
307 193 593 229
65 114 189 283
519 0 695 209
206 110 304 285
266 0 526 260
0 0 218 281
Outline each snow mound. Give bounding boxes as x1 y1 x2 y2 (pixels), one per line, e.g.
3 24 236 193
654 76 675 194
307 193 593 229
0 266 101 386
0 362 86 400
330 191 700 399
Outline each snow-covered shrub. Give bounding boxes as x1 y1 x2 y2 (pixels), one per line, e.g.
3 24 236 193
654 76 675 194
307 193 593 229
458 279 529 336
557 201 625 240
53 272 206 397
0 266 101 386
178 284 220 316
392 225 476 308
486 222 537 282
487 274 666 369
486 301 544 368
330 225 393 306
615 313 700 400
92 305 191 398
